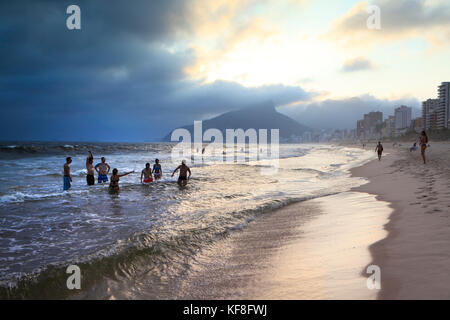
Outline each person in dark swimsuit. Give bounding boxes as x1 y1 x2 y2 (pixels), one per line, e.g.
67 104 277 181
420 131 428 164
375 141 383 161
171 160 191 186
109 168 134 192
152 159 162 180
86 151 95 185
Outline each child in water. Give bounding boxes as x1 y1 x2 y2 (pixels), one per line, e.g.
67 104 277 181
109 168 134 192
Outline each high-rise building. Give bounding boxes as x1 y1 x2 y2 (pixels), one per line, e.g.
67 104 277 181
356 111 383 139
356 120 364 138
412 117 423 133
438 82 450 129
382 115 395 137
394 106 412 131
422 98 440 129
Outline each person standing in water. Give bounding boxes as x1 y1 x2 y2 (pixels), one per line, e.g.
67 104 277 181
95 157 110 183
86 151 95 186
141 163 153 183
171 160 191 186
109 168 134 192
420 131 428 164
63 157 72 191
375 141 384 161
152 159 162 180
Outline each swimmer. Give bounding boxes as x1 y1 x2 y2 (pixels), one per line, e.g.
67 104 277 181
152 159 162 180
141 163 153 183
171 160 191 186
95 157 110 183
109 168 134 192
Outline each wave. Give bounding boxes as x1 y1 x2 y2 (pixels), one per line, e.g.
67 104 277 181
0 142 173 157
0 189 90 204
291 168 327 175
0 192 338 299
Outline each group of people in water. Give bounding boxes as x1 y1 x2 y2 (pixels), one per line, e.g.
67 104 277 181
63 151 191 192
372 130 429 164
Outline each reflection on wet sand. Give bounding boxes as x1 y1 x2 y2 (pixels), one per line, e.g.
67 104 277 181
174 192 390 300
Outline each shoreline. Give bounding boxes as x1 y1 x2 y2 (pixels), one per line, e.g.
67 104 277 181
172 191 390 299
351 142 450 299
173 141 450 299
166 146 393 299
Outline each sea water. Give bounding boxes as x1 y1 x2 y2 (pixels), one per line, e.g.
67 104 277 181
0 142 374 299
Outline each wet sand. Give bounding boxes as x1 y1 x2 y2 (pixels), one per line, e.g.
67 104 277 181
351 142 450 299
173 141 450 299
175 191 390 299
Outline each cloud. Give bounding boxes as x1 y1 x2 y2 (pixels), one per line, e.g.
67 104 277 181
341 57 376 72
279 94 421 129
326 0 450 47
0 1 313 141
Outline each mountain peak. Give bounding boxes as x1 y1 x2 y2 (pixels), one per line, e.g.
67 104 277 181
243 100 276 112
163 101 310 141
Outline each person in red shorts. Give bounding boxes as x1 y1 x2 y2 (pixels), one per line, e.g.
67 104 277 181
141 163 153 183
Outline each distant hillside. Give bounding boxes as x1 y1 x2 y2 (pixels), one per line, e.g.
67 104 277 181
162 101 310 142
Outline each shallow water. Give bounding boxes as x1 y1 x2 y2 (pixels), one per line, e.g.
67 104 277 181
0 142 374 299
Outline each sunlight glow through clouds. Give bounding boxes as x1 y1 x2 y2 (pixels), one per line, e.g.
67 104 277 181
181 0 449 102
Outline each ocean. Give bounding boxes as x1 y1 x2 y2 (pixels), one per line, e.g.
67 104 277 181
0 142 375 299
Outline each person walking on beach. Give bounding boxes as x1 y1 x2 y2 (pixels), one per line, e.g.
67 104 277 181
109 168 134 192
420 131 428 164
86 151 95 185
171 160 191 186
141 163 153 183
95 157 110 183
152 159 162 180
375 141 383 161
63 157 72 191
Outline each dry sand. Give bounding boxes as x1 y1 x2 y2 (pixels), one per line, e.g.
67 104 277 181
351 141 450 299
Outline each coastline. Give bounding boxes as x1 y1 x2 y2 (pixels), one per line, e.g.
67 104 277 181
167 147 394 299
174 141 450 299
172 191 390 299
351 142 450 299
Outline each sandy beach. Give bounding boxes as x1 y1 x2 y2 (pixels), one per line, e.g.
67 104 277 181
2 142 449 300
173 191 390 299
352 141 450 299
171 141 450 300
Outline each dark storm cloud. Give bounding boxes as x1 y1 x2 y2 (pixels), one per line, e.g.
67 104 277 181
0 0 312 141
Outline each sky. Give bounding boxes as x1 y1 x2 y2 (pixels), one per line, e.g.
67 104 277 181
1 0 449 141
